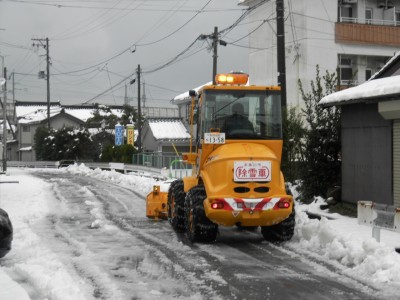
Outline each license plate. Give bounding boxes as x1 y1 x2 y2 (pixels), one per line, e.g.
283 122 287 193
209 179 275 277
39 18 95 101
204 132 225 144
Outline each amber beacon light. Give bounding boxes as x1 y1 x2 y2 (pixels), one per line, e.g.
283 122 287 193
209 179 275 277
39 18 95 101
215 73 249 85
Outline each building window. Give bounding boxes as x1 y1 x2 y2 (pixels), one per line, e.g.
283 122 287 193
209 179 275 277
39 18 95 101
340 6 353 22
22 125 30 132
396 12 400 26
365 8 373 24
339 56 356 85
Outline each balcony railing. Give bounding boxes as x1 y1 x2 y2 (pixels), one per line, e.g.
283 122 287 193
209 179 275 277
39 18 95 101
340 80 359 86
340 17 399 27
335 22 400 47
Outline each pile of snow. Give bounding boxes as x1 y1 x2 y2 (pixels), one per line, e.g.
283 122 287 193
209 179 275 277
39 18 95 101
292 198 400 288
63 163 160 196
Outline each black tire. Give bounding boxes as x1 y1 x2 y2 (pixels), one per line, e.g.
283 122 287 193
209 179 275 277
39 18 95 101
184 185 218 243
261 208 295 243
167 179 186 232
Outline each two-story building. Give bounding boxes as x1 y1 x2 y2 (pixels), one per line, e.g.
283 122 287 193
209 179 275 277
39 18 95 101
239 0 400 107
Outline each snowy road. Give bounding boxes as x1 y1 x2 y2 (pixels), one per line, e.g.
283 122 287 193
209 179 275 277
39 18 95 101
1 168 398 299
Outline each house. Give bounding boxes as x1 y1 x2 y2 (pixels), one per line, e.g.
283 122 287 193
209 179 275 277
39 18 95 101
320 51 400 207
141 118 191 154
13 101 129 161
239 0 400 107
139 118 191 169
0 120 17 161
17 106 85 161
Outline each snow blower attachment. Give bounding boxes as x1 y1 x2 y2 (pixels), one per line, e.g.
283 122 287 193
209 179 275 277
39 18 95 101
145 73 295 243
146 185 168 220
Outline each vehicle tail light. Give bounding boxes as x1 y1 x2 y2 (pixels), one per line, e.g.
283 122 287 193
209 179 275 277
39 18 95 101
211 202 224 209
277 201 290 209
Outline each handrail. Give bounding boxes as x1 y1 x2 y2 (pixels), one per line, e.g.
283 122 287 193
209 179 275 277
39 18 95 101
340 17 399 27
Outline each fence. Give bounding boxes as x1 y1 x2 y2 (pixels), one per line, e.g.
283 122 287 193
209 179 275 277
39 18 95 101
5 152 193 180
132 152 181 169
358 201 400 242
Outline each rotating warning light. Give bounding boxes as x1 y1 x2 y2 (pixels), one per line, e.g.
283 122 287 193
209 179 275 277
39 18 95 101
215 73 249 85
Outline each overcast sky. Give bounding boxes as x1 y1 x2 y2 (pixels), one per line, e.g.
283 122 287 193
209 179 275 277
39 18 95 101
0 0 266 108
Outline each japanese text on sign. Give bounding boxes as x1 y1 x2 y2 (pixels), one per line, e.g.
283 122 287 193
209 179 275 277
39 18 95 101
234 161 271 182
126 125 134 146
115 125 124 146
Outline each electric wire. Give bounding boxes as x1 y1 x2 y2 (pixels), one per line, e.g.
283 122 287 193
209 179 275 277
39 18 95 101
135 0 213 47
53 0 142 41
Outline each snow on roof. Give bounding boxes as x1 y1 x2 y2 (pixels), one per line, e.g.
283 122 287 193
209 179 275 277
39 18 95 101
148 119 190 140
16 104 123 124
319 75 400 106
18 146 32 151
18 107 64 124
172 82 212 104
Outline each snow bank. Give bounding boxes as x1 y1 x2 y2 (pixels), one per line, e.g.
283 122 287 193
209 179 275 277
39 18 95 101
291 197 400 289
63 163 160 196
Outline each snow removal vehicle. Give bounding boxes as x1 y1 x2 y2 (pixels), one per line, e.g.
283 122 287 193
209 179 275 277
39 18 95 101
146 73 295 243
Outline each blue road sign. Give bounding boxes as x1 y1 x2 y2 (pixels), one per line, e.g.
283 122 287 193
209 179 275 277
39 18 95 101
115 125 124 146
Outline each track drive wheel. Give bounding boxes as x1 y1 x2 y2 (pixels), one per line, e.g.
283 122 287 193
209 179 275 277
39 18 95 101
167 179 185 232
261 208 295 243
184 185 218 243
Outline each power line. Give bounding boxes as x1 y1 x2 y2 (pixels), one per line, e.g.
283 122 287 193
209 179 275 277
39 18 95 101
6 0 242 12
53 0 142 41
142 36 203 74
66 1 269 104
135 0 213 47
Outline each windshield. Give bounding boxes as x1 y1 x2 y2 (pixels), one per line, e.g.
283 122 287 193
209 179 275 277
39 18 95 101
201 89 282 140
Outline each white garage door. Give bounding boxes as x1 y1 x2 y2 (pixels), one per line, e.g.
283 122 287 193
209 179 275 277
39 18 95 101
394 120 400 207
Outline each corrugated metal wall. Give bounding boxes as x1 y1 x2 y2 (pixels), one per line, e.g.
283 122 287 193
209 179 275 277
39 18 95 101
341 103 392 205
394 120 400 207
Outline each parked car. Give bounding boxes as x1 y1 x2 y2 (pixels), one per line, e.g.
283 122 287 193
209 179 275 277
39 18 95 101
0 208 13 258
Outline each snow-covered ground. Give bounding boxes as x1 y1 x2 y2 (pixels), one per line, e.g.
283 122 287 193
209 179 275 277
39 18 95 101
1 165 400 299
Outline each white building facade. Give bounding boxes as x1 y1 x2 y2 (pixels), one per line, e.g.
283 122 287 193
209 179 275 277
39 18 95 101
240 0 400 107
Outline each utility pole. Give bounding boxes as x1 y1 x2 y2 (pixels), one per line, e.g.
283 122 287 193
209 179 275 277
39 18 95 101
137 64 142 152
124 84 128 105
32 37 51 129
2 65 7 172
142 81 146 108
276 0 287 108
212 26 219 85
11 71 14 104
200 26 227 85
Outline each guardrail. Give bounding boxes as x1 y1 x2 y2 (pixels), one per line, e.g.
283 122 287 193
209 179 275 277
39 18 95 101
7 161 59 168
7 161 168 180
357 201 400 242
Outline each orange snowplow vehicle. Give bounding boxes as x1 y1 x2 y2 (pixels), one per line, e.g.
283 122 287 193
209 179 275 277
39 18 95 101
146 73 295 243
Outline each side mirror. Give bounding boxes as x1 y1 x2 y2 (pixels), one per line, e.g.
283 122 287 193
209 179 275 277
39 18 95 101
189 90 196 97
